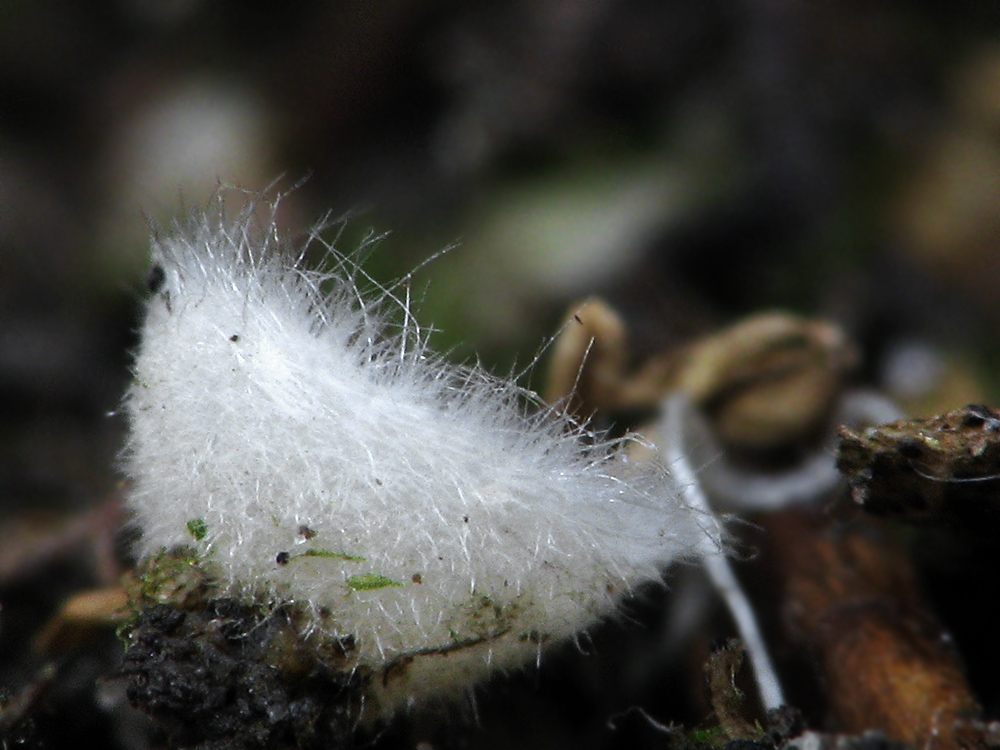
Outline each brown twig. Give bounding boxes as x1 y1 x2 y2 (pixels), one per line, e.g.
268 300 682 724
766 508 987 749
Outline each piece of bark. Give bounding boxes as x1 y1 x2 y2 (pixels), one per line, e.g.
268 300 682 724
705 639 763 740
838 404 1000 526
767 509 986 749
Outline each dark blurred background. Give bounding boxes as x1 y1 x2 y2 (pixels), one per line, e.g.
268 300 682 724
3 1 1000 748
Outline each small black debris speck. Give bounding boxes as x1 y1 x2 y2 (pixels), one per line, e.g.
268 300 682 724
963 404 1000 431
897 437 923 459
765 705 805 745
276 552 291 565
229 334 240 342
146 264 166 294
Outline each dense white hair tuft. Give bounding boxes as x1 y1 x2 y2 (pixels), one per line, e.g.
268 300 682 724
123 195 707 714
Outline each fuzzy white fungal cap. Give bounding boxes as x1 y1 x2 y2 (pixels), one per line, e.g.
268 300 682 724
124 197 706 714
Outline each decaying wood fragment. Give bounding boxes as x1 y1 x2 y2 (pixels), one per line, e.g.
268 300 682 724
838 404 1000 526
766 509 987 749
704 638 762 740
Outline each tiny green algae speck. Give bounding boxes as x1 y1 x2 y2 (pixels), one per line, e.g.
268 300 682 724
301 549 365 562
346 573 403 591
186 518 208 540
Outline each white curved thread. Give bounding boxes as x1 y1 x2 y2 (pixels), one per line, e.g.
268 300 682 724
658 393 786 710
686 390 903 513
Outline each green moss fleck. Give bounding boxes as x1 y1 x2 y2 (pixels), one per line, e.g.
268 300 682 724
689 726 728 746
126 547 212 610
346 574 403 591
301 549 365 562
186 518 208 540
